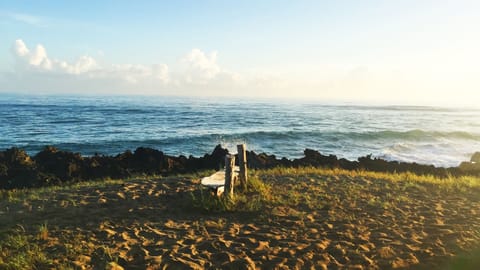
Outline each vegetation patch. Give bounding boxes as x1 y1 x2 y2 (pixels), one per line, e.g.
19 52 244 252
189 175 271 212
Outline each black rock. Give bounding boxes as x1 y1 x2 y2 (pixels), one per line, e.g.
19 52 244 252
0 144 478 190
0 148 40 189
34 146 83 180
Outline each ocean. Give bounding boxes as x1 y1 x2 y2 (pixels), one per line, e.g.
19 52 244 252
1 94 479 168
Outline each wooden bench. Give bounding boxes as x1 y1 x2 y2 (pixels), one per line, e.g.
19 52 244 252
200 144 248 197
200 166 239 196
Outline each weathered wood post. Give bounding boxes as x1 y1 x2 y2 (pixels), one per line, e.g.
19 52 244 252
237 144 248 190
224 154 235 197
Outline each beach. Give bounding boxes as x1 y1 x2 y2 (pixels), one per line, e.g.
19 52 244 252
1 168 479 269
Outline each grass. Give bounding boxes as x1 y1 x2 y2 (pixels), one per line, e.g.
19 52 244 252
0 227 57 269
447 247 480 270
0 228 122 270
0 178 125 203
189 175 271 212
37 222 48 241
260 166 480 189
255 167 480 210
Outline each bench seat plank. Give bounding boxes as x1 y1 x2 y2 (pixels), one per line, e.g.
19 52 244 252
201 166 240 188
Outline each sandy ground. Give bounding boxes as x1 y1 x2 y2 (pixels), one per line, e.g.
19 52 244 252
1 171 480 269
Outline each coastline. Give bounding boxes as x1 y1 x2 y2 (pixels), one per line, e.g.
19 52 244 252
1 144 479 190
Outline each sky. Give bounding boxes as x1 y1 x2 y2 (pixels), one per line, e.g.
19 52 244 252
1 0 479 106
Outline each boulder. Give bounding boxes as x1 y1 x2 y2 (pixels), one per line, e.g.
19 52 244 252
211 144 229 161
1 147 34 166
294 149 339 167
34 146 84 180
0 148 40 189
198 145 229 170
85 154 130 179
130 147 166 174
247 151 280 169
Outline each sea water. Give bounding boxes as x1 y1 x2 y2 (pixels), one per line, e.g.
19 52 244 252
1 94 479 167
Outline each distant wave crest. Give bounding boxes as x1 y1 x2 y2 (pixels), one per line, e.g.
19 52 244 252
360 130 480 141
215 129 480 141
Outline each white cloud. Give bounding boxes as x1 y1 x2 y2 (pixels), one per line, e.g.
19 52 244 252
29 44 49 67
13 39 96 74
13 40 53 70
13 39 29 57
152 64 170 81
71 56 97 74
10 39 172 85
180 48 243 88
182 48 220 82
11 40 241 89
4 39 272 96
105 63 169 83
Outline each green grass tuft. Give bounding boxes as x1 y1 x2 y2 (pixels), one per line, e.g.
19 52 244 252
0 229 55 269
188 174 272 213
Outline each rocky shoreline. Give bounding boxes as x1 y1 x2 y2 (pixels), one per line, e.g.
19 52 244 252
1 145 479 189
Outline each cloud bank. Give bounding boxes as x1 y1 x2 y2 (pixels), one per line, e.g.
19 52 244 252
4 39 254 95
4 39 478 106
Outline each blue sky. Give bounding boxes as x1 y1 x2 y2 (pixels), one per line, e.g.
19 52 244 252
1 1 479 105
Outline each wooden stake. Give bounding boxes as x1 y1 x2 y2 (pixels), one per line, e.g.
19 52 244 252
224 154 235 197
237 144 248 189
